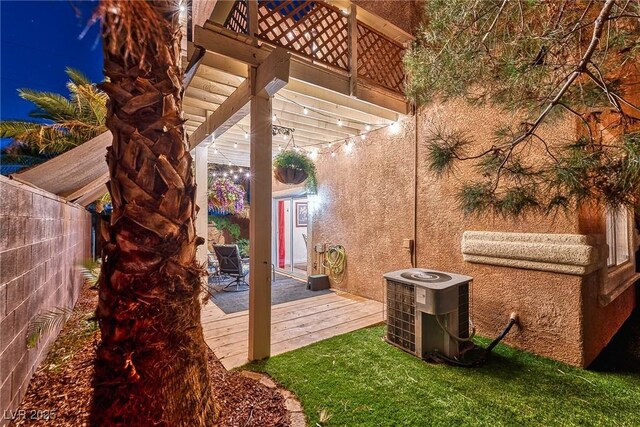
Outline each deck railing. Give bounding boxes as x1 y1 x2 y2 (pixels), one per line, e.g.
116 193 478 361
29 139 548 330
223 0 405 94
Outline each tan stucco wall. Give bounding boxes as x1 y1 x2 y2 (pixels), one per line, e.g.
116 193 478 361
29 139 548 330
309 99 636 367
310 121 415 301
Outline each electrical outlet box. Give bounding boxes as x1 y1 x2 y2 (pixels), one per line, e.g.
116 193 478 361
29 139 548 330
402 239 414 250
315 243 326 253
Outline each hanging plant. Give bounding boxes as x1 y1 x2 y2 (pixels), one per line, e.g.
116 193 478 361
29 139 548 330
273 149 317 194
208 177 246 215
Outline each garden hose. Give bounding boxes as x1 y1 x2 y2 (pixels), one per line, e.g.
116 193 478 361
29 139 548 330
323 245 346 284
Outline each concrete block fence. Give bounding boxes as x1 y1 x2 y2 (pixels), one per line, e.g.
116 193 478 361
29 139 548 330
0 176 91 425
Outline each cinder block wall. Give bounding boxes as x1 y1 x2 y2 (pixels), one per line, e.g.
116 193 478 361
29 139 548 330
0 176 91 424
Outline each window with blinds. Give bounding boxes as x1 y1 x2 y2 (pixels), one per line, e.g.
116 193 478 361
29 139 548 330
606 208 630 267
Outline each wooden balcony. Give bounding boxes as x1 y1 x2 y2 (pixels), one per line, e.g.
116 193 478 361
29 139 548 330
220 0 407 95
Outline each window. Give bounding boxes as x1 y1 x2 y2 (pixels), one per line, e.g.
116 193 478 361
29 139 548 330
606 208 630 267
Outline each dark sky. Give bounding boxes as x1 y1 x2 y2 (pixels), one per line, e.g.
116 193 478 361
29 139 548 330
1 0 104 148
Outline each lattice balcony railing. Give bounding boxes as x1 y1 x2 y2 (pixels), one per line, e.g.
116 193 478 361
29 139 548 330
223 0 405 94
224 0 250 34
356 21 405 93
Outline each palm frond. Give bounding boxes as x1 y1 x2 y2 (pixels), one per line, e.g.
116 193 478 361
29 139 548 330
19 89 76 121
26 307 74 348
81 259 102 288
65 67 93 87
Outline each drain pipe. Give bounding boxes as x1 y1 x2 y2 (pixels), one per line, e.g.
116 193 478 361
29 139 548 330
411 103 419 268
429 312 519 367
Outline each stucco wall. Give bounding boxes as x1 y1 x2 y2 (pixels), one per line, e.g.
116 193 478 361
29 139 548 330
310 120 414 302
0 176 91 425
309 99 636 367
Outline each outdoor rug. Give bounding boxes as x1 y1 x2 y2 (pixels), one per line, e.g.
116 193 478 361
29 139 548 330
209 273 333 314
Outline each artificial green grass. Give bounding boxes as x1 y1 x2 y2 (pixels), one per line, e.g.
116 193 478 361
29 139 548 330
246 326 640 426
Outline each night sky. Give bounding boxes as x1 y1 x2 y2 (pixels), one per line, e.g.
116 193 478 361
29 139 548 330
1 0 104 148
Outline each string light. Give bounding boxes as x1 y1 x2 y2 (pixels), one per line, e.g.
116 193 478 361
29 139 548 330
331 152 336 157
283 134 288 141
389 121 399 134
278 145 283 151
337 119 343 127
365 124 371 131
228 161 232 166
244 132 249 139
303 107 308 115
344 141 353 153
233 142 238 148
223 172 228 177
245 172 250 178
360 134 366 140
272 114 277 122
233 174 238 180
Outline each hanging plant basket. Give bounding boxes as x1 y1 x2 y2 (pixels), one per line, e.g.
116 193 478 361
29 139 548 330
208 177 246 216
274 165 308 185
272 149 318 193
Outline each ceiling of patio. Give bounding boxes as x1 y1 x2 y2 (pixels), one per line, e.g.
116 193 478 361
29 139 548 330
183 63 396 168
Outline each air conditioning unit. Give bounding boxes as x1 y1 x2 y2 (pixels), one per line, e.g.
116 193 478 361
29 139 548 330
383 269 472 359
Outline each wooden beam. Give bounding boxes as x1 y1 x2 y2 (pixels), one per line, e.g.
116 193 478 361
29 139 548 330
194 24 410 115
209 0 236 26
190 75 237 96
355 81 411 116
248 0 258 46
330 0 414 43
348 4 358 96
184 45 206 89
199 50 250 78
194 144 209 270
195 25 265 67
189 48 290 149
190 79 249 148
248 76 272 362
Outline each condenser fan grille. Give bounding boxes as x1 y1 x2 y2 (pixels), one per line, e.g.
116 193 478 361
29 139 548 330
386 280 416 352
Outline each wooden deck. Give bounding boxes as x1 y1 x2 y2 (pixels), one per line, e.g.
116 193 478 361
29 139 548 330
201 289 384 369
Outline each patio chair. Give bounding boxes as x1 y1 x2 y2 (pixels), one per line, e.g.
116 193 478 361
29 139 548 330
213 244 249 292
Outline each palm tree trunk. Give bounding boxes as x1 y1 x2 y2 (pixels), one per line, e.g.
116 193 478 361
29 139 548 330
91 1 217 425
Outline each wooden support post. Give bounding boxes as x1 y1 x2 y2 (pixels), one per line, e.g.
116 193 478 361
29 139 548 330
194 143 209 273
248 0 259 46
348 4 358 96
248 68 273 361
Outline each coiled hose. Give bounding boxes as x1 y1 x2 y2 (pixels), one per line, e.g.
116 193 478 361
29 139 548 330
323 245 346 284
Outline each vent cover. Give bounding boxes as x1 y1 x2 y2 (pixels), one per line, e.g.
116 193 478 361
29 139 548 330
386 279 416 353
458 283 470 340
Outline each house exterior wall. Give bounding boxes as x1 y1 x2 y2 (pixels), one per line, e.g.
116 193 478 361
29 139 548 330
308 98 636 367
0 176 91 424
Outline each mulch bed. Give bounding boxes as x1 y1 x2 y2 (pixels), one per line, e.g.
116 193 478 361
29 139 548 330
12 284 289 426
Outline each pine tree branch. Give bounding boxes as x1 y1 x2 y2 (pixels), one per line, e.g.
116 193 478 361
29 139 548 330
491 0 617 192
481 0 508 43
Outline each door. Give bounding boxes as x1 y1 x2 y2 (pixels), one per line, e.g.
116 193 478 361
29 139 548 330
273 196 308 277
